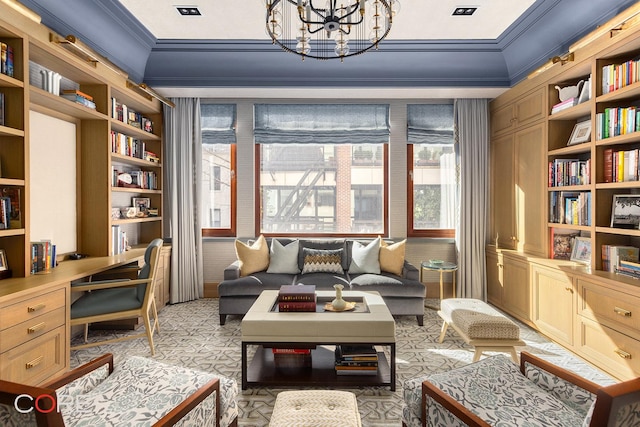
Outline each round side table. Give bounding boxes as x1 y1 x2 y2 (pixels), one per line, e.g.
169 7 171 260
420 260 458 301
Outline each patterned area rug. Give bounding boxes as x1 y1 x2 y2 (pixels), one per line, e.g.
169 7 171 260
70 298 614 427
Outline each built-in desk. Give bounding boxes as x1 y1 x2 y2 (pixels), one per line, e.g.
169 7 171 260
0 248 146 386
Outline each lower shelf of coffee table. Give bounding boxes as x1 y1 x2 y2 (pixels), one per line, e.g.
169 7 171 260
246 345 391 389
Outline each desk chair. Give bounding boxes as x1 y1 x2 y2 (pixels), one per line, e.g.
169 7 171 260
70 238 163 355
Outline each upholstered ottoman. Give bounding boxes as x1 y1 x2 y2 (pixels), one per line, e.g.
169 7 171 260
269 390 362 427
438 298 524 362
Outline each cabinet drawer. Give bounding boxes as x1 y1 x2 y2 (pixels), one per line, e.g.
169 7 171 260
578 279 640 335
0 307 65 353
577 317 640 380
0 325 67 386
0 288 65 329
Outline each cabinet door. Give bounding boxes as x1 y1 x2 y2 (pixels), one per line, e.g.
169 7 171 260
513 87 546 128
491 104 514 136
502 256 531 322
485 250 502 306
514 123 547 256
490 133 516 249
532 264 574 347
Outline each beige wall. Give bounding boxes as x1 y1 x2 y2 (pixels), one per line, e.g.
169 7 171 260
202 99 457 284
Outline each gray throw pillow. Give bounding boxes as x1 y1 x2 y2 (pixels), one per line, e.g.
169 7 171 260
267 239 300 274
348 237 381 274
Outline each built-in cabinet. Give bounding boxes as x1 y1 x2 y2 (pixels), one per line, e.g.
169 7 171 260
489 11 640 380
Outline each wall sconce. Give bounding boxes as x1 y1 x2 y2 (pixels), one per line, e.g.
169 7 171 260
551 52 574 65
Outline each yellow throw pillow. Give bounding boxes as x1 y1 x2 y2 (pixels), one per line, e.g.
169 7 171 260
379 239 406 276
235 235 269 276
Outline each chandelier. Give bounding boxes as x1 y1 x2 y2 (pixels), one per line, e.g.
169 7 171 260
265 0 400 61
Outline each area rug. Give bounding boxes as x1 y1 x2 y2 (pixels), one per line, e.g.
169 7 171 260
70 298 614 427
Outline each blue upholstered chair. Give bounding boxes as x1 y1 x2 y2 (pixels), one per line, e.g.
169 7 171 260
70 238 164 355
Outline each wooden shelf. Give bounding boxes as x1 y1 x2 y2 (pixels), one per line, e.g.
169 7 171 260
595 181 640 189
111 153 161 168
0 178 25 186
548 102 591 120
548 143 591 156
113 217 161 225
111 187 161 194
110 119 160 141
0 125 24 137
596 80 640 103
0 228 25 238
0 73 23 88
595 131 640 146
29 86 106 120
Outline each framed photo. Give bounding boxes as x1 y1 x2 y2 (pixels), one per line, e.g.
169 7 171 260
570 237 591 264
567 120 591 145
132 197 151 215
611 194 640 229
0 249 8 271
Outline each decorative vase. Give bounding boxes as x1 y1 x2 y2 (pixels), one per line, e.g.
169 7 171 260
332 284 347 311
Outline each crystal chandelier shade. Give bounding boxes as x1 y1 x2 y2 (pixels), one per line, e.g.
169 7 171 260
265 0 399 61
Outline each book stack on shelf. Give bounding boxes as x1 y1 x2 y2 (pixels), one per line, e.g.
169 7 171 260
31 240 56 274
111 167 158 190
272 347 313 370
111 98 154 133
277 284 316 312
61 89 96 110
551 97 579 114
111 225 127 255
616 259 640 279
602 148 639 182
549 191 591 225
602 245 639 273
601 58 640 94
334 344 378 375
548 158 590 187
0 41 13 77
595 106 639 140
0 187 19 230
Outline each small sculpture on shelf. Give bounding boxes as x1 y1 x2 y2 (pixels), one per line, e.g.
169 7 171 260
331 284 347 311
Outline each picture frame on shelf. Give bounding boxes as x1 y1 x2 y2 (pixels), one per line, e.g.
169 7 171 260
567 119 591 146
0 249 8 271
611 194 640 229
570 237 591 264
577 75 591 104
132 197 151 216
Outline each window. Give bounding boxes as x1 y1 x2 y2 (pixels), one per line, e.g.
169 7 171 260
407 104 456 237
200 104 236 237
255 104 389 236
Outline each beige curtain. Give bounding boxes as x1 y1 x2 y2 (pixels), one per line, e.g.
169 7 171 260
454 99 490 299
163 98 203 303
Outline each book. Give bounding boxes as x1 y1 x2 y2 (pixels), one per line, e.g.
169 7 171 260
272 347 313 355
0 92 4 126
551 97 578 114
62 89 94 101
278 301 317 312
278 284 316 302
1 187 20 228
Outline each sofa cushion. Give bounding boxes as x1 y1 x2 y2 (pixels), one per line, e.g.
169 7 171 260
349 272 425 298
379 239 406 276
348 237 381 274
235 235 269 276
219 272 296 297
295 272 350 290
299 239 348 270
267 239 300 274
301 248 344 274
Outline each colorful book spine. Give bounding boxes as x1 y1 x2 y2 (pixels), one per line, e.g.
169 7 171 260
278 301 317 312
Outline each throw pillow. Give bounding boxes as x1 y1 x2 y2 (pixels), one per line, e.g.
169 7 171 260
379 239 406 276
301 248 344 274
267 239 300 274
348 237 381 274
235 235 269 276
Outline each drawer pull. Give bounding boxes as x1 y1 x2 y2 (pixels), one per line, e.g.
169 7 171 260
25 356 43 370
614 307 632 317
614 349 632 360
27 303 46 313
27 322 46 334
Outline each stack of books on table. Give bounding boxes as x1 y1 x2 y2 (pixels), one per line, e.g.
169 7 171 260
616 260 640 279
272 347 313 369
278 284 316 312
334 345 378 375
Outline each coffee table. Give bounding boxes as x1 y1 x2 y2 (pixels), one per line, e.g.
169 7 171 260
241 290 396 391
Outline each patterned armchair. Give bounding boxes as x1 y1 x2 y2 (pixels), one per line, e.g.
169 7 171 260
403 351 640 427
0 354 238 427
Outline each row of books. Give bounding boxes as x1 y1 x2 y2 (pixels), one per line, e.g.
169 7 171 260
0 187 20 230
335 345 378 375
548 158 590 187
616 259 640 279
111 225 128 255
0 42 14 78
272 347 312 369
111 167 158 190
61 89 96 110
277 284 316 312
549 191 591 226
111 97 154 133
601 58 640 95
31 240 56 274
603 148 640 183
111 131 147 159
601 245 639 273
0 92 4 126
595 107 640 140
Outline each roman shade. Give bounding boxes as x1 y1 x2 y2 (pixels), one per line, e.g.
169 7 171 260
254 104 390 144
201 103 236 144
407 104 454 144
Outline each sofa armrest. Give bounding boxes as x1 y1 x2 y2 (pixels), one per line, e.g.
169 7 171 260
421 381 490 427
403 261 420 281
223 261 241 281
